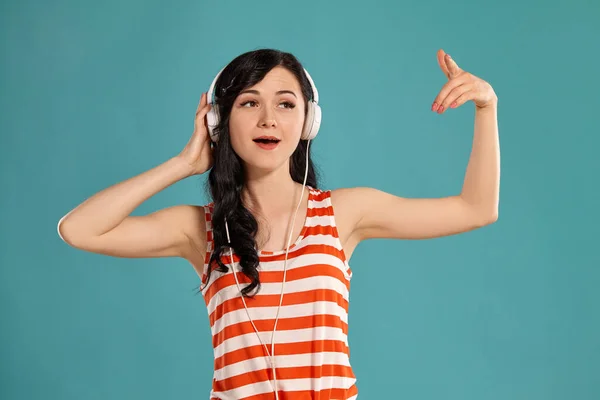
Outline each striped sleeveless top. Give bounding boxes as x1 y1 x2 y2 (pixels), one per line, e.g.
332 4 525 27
199 187 358 399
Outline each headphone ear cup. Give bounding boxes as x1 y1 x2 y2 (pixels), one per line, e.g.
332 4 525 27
206 108 219 142
301 101 321 140
301 102 314 140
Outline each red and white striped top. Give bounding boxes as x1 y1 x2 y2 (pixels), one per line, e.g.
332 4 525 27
199 187 358 399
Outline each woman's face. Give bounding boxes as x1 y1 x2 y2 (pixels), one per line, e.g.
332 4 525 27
228 66 306 172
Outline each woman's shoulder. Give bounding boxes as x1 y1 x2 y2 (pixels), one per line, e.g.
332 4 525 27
328 187 367 234
177 204 209 240
309 186 357 208
144 204 209 266
328 186 357 206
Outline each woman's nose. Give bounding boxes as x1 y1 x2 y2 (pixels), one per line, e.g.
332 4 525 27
259 109 277 127
260 119 276 127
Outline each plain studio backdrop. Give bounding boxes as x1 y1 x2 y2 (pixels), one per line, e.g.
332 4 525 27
1 0 598 399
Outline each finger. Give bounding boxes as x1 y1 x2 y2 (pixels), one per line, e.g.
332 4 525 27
450 90 474 110
196 103 211 122
196 93 208 115
438 83 473 113
195 108 212 132
431 74 469 111
196 93 204 115
445 54 462 78
437 49 451 79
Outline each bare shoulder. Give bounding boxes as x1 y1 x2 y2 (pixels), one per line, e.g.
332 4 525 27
329 187 375 234
149 204 208 280
172 204 208 261
330 187 363 227
329 187 367 259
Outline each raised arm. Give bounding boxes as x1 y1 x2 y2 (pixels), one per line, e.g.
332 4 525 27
58 157 205 258
58 92 214 260
334 49 499 241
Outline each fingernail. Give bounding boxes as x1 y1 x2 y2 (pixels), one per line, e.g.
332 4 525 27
450 101 457 108
438 105 444 113
432 102 439 112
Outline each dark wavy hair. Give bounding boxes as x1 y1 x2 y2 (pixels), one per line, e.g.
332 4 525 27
199 48 321 297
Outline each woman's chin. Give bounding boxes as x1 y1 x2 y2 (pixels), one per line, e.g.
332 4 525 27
242 156 289 174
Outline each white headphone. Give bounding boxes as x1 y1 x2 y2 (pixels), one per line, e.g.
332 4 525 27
205 65 322 143
207 64 319 399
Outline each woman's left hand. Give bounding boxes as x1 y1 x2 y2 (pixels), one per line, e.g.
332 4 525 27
431 49 497 114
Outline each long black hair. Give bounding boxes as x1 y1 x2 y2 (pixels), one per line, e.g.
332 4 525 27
200 48 321 297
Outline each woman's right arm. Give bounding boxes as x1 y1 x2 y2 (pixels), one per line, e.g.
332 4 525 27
58 92 214 261
57 156 205 260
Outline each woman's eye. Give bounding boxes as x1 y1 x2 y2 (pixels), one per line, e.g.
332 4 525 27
241 100 257 107
280 102 296 109
240 100 295 109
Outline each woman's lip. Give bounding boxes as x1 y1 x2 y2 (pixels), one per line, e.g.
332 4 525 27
254 141 279 150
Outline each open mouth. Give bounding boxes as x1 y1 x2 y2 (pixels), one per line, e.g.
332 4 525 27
253 137 281 149
253 138 280 144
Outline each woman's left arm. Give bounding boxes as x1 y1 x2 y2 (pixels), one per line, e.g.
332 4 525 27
335 49 499 241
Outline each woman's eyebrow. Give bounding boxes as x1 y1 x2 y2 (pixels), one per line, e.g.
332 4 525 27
239 89 297 98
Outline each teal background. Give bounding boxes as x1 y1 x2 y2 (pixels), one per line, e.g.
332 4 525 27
1 0 598 399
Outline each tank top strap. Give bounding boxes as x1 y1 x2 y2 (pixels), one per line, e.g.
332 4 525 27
311 188 352 278
311 188 336 218
305 185 316 205
201 203 215 288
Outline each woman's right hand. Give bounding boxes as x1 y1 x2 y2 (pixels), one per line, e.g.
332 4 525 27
177 92 214 176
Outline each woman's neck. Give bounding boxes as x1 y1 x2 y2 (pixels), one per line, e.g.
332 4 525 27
243 163 305 216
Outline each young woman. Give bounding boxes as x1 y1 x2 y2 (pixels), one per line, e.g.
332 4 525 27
57 48 499 400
